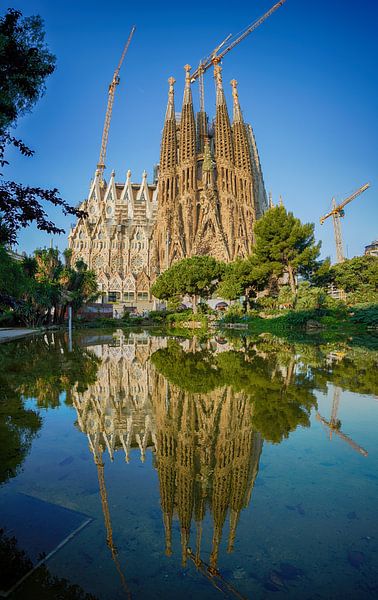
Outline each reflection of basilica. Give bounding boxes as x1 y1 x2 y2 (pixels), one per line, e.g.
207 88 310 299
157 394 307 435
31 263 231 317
73 333 262 574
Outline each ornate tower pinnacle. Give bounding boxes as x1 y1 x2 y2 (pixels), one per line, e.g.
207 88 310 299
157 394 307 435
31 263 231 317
214 64 225 106
230 79 242 123
182 64 193 107
166 76 176 120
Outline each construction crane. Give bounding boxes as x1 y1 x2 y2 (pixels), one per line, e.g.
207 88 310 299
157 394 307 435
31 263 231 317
191 0 287 104
97 26 136 186
316 386 368 457
320 182 370 263
186 548 248 600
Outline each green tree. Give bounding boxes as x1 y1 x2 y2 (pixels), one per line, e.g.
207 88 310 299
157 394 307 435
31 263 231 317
0 8 85 244
0 245 29 310
253 206 321 294
328 255 378 300
217 256 271 305
295 282 327 310
0 246 98 326
151 256 224 312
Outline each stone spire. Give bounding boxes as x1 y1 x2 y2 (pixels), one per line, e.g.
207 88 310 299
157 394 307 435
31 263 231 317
230 79 242 123
179 65 196 173
176 64 197 255
160 77 178 174
230 79 256 255
231 79 252 171
153 77 179 271
214 65 234 163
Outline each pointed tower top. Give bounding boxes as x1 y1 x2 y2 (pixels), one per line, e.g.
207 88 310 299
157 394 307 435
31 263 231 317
126 169 131 180
183 64 192 105
230 79 243 123
279 195 284 207
142 169 147 180
165 77 176 120
214 64 226 107
269 191 274 208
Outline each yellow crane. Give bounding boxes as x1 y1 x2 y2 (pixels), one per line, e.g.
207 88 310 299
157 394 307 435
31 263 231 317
191 0 287 110
97 26 136 186
320 182 370 263
316 386 368 457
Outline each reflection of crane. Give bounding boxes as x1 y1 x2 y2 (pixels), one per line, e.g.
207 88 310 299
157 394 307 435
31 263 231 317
190 0 286 111
320 183 370 263
94 457 132 599
316 386 368 457
187 548 248 600
97 26 136 185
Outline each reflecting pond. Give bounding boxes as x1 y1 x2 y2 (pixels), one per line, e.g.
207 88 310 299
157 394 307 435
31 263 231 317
0 330 377 599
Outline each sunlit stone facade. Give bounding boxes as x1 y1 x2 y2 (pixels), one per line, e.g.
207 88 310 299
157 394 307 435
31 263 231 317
69 68 267 311
68 170 158 311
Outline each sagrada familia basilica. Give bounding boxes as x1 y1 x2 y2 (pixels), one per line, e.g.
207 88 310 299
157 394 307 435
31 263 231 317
68 66 267 311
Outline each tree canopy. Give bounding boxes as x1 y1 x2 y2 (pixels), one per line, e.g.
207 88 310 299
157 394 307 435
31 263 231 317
0 245 98 326
252 205 321 293
151 340 317 444
151 255 225 310
0 8 85 244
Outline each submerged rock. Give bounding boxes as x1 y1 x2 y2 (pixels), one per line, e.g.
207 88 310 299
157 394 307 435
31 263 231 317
347 511 358 520
347 550 365 569
264 570 286 592
278 562 304 581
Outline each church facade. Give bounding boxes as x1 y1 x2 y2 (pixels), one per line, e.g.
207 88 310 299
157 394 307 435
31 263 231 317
68 169 158 311
68 66 267 311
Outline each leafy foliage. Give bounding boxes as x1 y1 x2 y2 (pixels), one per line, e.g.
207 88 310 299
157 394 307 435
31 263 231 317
217 256 271 302
0 8 86 244
151 256 225 310
0 246 98 326
152 341 317 443
253 206 321 293
0 333 99 484
329 256 378 295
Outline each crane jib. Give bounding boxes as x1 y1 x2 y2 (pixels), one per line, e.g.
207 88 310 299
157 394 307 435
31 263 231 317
190 0 287 82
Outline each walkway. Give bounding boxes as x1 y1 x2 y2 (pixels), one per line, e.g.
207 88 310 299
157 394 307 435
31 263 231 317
0 328 37 343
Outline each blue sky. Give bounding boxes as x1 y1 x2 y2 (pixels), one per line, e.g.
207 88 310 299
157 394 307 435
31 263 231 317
5 0 378 261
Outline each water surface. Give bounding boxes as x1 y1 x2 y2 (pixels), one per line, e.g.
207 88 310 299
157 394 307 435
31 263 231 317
0 330 377 599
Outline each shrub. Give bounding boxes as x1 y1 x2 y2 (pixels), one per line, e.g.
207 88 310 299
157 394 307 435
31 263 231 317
296 283 327 310
222 304 245 323
350 304 378 327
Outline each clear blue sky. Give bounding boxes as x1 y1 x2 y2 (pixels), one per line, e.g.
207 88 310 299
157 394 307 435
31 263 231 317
5 0 378 261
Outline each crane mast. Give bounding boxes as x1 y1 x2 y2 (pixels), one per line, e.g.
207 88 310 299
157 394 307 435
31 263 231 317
97 26 136 186
320 182 370 263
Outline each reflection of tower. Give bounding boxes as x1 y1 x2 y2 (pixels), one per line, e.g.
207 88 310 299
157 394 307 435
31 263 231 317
73 334 263 580
152 366 263 571
73 332 165 462
73 333 167 597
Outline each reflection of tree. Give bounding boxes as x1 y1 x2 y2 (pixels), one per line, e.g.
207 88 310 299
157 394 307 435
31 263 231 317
222 333 378 398
0 333 99 484
151 342 318 444
0 528 98 599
